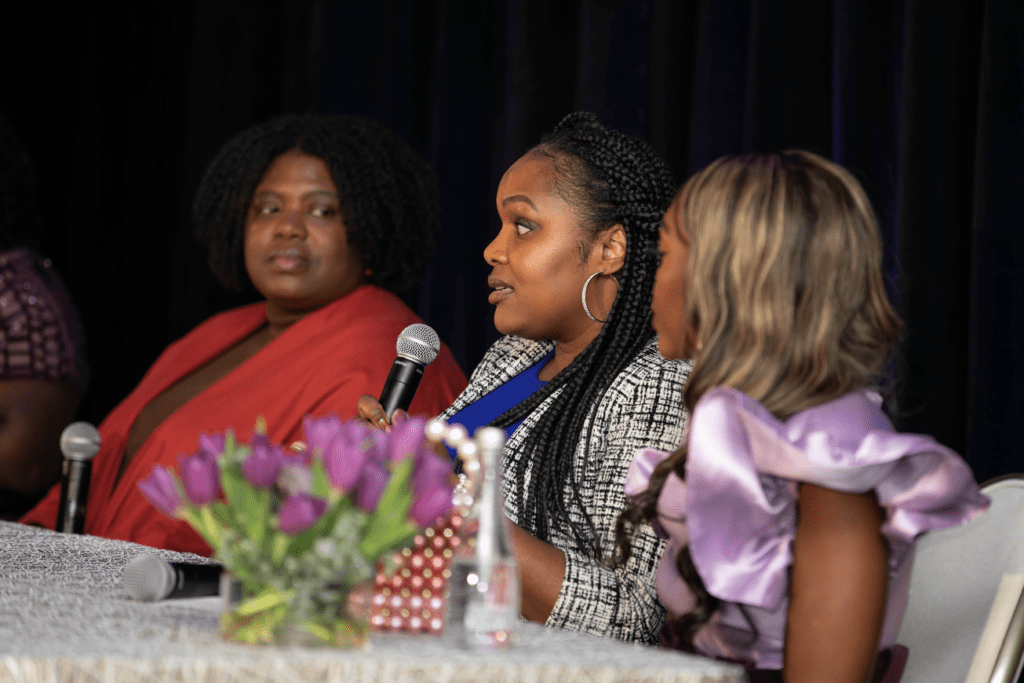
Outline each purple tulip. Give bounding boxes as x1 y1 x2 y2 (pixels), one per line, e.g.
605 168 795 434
322 432 370 492
335 419 387 459
410 486 453 527
138 466 183 517
412 449 452 497
340 419 371 444
178 451 221 505
356 461 389 512
198 433 226 461
334 419 386 457
249 431 272 453
388 417 428 463
302 414 343 458
277 493 328 535
242 440 285 489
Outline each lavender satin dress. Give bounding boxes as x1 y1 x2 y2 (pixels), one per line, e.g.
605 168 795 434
626 386 989 670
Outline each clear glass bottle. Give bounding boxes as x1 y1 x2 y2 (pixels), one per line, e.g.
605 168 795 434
443 426 519 650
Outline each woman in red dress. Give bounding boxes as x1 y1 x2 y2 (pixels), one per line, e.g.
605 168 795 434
21 115 467 555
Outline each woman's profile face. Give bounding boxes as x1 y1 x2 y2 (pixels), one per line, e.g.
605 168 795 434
652 196 692 360
244 151 365 315
484 153 599 343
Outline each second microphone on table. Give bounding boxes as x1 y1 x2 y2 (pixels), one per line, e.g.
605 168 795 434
123 553 224 601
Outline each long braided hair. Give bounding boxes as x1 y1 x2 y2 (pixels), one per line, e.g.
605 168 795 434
491 112 675 557
193 114 440 301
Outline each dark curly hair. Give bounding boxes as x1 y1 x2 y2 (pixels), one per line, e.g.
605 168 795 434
193 114 440 300
490 112 676 558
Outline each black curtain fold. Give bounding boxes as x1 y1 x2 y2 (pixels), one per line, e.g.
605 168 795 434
966 0 1024 482
896 1 984 469
2 0 1020 482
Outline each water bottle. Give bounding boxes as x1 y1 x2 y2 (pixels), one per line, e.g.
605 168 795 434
444 426 519 650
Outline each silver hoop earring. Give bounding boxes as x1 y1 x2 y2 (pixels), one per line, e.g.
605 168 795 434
582 272 607 323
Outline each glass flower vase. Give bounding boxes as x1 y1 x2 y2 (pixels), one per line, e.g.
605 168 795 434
220 573 371 648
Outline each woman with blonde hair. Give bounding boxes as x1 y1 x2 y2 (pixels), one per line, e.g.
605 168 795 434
618 150 988 682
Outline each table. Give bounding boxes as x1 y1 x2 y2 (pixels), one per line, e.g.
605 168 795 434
0 521 746 683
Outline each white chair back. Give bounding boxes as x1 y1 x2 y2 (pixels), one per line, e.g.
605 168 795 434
897 475 1024 683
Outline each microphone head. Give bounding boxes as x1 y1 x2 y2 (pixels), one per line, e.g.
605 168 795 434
396 323 440 365
60 422 101 461
123 553 174 601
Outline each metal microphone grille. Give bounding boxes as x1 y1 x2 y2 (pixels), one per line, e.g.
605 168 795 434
396 323 440 365
60 422 101 461
123 553 174 602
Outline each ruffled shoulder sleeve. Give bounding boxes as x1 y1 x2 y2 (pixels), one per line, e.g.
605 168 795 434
682 386 989 610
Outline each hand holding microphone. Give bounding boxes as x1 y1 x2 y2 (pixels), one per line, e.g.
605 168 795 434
361 324 441 426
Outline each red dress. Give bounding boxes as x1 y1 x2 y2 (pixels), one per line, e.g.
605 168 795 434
21 285 467 555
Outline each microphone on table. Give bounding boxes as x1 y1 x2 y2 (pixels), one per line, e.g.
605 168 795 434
123 553 224 601
379 323 441 419
55 422 101 534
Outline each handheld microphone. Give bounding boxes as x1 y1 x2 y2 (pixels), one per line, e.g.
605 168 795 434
55 422 101 533
122 553 224 601
379 323 441 419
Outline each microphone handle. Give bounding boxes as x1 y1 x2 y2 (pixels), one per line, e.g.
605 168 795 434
380 357 425 419
56 459 92 534
168 563 223 599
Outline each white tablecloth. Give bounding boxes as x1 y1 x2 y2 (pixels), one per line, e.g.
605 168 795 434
0 521 745 682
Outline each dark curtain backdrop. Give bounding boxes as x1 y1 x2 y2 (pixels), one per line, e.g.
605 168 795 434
1 0 1021 483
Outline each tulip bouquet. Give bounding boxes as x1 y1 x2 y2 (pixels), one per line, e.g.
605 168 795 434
138 415 454 647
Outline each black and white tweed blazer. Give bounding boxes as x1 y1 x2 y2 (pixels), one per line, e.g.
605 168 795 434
440 335 691 643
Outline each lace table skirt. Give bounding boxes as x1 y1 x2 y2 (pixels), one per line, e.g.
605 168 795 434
0 521 744 683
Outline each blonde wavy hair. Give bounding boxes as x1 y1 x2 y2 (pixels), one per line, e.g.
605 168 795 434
616 150 903 646
679 149 901 418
